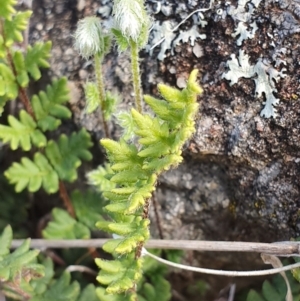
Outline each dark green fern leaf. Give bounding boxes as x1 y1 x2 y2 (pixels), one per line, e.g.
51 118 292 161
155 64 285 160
72 189 105 230
45 129 92 182
30 272 80 301
31 78 71 131
13 50 30 87
0 110 47 151
0 226 44 300
3 10 31 46
42 208 90 239
5 152 59 193
24 41 51 80
0 63 18 100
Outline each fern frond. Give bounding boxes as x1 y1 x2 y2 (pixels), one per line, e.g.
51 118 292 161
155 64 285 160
30 272 80 301
0 226 44 300
96 287 134 301
31 78 71 131
31 257 99 301
0 96 7 115
3 10 32 46
0 110 46 151
0 0 17 20
96 70 202 296
24 41 51 80
5 152 59 193
42 208 90 239
87 163 116 192
72 189 105 230
96 255 143 294
0 36 5 58
0 63 18 100
0 225 12 258
78 284 102 301
45 129 92 182
84 81 99 114
13 50 30 87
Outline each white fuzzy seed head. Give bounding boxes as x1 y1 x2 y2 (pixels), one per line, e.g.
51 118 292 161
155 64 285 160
74 16 106 59
113 0 150 45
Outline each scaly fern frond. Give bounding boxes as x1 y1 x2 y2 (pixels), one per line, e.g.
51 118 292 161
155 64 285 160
0 110 47 151
96 255 143 294
45 129 92 182
31 78 71 131
5 152 59 193
96 70 202 295
0 0 17 20
87 163 116 192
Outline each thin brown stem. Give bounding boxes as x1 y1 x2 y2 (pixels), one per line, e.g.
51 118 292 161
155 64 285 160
3 37 34 118
59 181 76 218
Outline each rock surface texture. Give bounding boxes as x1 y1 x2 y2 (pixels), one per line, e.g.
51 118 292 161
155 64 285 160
28 0 300 271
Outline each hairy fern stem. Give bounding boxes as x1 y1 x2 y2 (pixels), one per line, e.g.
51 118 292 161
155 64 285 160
130 40 143 113
94 53 110 138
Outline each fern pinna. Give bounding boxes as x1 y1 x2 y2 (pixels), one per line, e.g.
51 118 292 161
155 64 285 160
95 70 202 299
0 1 92 194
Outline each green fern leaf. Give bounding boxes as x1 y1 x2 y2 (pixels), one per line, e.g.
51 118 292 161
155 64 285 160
77 284 100 301
0 225 12 258
24 41 51 80
13 51 30 87
96 256 143 294
246 289 266 301
4 11 32 46
0 110 47 151
0 230 44 299
0 36 5 58
5 152 59 193
0 63 18 100
262 280 281 301
31 78 71 131
45 129 92 182
31 272 80 301
104 91 119 120
116 111 135 141
84 81 99 113
110 168 149 183
0 95 8 115
96 287 133 301
31 257 54 296
72 190 105 230
42 208 90 239
87 164 116 192
139 276 171 301
0 0 16 20
104 202 128 213
111 28 130 51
